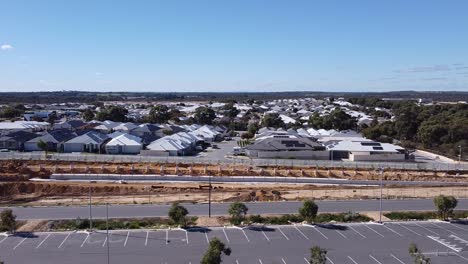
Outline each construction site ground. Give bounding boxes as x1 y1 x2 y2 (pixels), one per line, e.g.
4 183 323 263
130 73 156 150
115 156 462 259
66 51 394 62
0 160 467 207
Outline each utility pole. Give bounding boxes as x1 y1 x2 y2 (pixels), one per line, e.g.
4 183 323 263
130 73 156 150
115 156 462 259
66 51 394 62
208 174 212 218
379 168 383 224
106 203 110 264
89 185 93 231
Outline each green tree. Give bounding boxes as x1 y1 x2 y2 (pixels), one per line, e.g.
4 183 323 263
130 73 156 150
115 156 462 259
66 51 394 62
408 243 431 264
433 195 458 220
194 107 216 125
82 109 95 122
261 113 284 128
0 106 23 119
146 105 170 123
228 202 248 223
308 109 357 131
37 140 48 153
310 246 327 264
299 200 319 222
95 106 128 122
0 209 17 233
168 203 189 227
201 237 231 264
222 103 240 119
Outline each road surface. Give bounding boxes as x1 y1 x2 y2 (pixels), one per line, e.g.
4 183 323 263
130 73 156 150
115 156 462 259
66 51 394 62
3 199 468 220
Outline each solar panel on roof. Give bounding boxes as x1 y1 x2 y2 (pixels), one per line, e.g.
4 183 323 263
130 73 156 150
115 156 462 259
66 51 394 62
373 146 384 150
361 142 381 146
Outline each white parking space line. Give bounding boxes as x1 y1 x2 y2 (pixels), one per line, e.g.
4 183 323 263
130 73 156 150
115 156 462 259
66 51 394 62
204 231 209 244
278 227 289 240
326 256 336 264
236 259 240 264
397 223 421 236
427 235 462 252
145 231 149 246
449 223 468 232
258 259 263 264
349 226 366 238
449 234 468 246
415 223 439 235
222 228 230 243
294 226 310 240
430 223 457 235
13 237 27 250
303 257 310 264
369 254 383 264
123 231 130 247
102 237 107 247
80 234 90 248
336 230 347 239
241 229 250 242
347 256 359 264
383 225 403 237
453 252 468 262
312 226 328 240
281 257 287 264
0 236 8 244
390 253 406 264
261 230 270 242
36 234 51 249
365 225 384 238
166 230 169 245
58 233 71 248
185 230 189 244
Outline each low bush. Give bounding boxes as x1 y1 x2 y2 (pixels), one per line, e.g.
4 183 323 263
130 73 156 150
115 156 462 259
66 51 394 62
385 210 468 220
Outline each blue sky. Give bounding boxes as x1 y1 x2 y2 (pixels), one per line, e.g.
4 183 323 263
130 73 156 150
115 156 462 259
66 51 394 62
1 0 468 92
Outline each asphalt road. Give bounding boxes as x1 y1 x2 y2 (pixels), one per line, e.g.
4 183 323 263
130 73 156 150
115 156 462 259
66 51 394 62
4 199 468 220
49 173 468 186
2 221 468 263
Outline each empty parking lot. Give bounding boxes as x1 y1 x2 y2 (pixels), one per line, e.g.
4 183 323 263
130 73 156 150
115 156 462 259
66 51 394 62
2 221 468 263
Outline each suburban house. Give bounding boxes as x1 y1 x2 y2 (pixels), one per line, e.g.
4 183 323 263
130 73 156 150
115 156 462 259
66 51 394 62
0 131 38 151
144 137 192 156
0 121 49 135
105 133 143 154
246 136 329 159
63 131 110 153
327 140 406 161
52 120 85 131
24 129 77 152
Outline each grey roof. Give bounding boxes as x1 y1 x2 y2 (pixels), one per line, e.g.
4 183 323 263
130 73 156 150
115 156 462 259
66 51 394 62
247 137 325 151
65 131 109 145
0 131 38 143
28 130 77 144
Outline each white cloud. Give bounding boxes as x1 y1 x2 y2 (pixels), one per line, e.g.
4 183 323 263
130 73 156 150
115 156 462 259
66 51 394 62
1 44 13 50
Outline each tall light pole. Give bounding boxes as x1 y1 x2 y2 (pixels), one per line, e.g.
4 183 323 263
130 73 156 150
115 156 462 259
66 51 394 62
106 203 110 264
89 185 93 231
208 174 212 218
378 168 384 224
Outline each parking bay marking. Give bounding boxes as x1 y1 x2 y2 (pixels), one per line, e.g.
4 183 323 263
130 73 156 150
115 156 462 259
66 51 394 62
369 254 383 264
80 233 90 248
311 226 328 240
336 230 347 239
430 222 457 235
281 257 287 264
204 231 209 244
0 236 8 244
13 237 28 250
365 225 384 238
390 253 406 264
415 223 439 236
241 229 250 242
58 233 71 248
36 234 51 249
349 226 366 238
222 228 230 243
261 230 270 242
326 257 336 264
145 231 149 246
277 227 289 240
397 223 421 236
383 225 403 237
427 235 462 252
347 256 359 264
294 226 310 240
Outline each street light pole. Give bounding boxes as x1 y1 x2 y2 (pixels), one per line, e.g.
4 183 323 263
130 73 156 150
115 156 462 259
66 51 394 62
106 203 110 264
459 145 462 163
89 185 93 231
208 174 212 218
379 168 383 224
